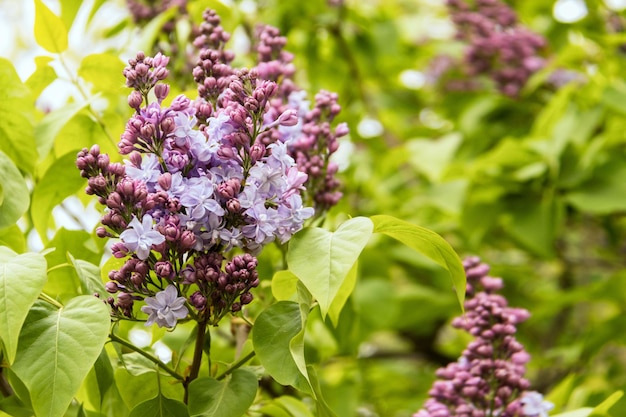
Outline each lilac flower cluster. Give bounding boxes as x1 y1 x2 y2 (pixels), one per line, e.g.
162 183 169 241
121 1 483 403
414 257 553 417
126 0 189 43
76 9 351 327
191 15 348 213
446 0 547 97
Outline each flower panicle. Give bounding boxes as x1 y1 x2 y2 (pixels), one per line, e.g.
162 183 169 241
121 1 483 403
414 256 553 417
78 8 348 329
439 0 547 97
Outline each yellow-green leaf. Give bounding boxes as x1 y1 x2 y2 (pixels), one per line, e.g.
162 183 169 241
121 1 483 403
34 0 69 53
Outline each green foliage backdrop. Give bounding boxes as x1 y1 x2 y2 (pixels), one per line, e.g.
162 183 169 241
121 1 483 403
1 0 626 416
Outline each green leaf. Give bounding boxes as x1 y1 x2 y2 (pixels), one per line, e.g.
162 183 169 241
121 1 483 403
271 270 299 301
69 255 106 297
565 163 626 214
11 295 110 417
0 152 30 230
307 365 338 417
590 390 623 416
54 113 111 158
258 396 315 417
0 58 37 173
551 409 594 417
406 133 461 182
0 394 33 417
287 217 373 319
115 369 183 409
370 215 465 309
187 368 257 417
25 56 57 99
34 0 69 53
119 352 161 377
137 7 179 53
44 229 100 302
89 348 116 411
32 152 87 243
59 0 81 31
78 53 126 94
252 301 312 393
0 225 26 254
602 83 626 116
129 394 189 417
289 283 312 394
504 196 562 258
34 98 96 163
0 248 47 363
326 261 358 327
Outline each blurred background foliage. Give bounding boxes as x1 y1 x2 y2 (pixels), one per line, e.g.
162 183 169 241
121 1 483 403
2 0 626 415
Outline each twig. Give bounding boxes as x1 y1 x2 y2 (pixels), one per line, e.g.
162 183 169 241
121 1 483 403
216 350 256 381
108 332 184 381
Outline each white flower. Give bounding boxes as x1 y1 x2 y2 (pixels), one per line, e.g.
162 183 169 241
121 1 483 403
141 285 189 328
521 391 554 417
120 214 165 260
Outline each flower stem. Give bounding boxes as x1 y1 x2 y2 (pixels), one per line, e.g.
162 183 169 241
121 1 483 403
215 350 256 381
184 319 208 404
108 332 184 381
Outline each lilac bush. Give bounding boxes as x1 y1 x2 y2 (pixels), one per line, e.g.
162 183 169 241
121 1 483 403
414 256 553 417
76 9 347 327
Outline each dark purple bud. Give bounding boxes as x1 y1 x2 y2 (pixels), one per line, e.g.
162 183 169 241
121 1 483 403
226 198 241 213
180 230 197 250
190 291 207 310
155 261 174 279
105 281 119 293
240 292 253 305
117 292 133 308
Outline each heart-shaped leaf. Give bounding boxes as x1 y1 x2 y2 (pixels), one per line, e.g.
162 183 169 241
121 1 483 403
129 394 189 417
0 248 47 363
252 301 311 393
287 217 373 319
187 368 257 417
11 296 110 417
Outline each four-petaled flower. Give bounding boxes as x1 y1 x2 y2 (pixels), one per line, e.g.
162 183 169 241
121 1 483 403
141 285 189 328
120 214 165 260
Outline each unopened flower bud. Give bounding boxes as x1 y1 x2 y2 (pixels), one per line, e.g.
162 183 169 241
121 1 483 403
154 83 170 102
128 91 143 110
277 109 298 126
105 281 119 293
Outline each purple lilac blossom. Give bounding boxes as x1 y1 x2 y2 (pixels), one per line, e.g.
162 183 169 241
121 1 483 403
443 0 548 97
414 257 552 417
78 9 342 326
141 285 189 328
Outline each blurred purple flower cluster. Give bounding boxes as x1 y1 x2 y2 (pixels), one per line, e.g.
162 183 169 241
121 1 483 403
414 256 553 417
445 0 547 97
77 9 347 327
126 0 188 35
